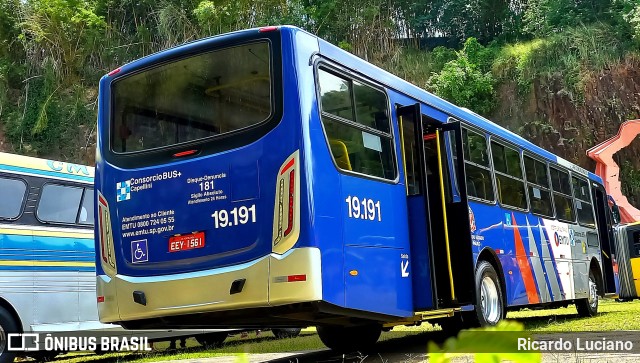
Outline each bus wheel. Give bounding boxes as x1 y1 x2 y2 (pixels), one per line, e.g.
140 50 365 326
272 328 302 339
576 269 598 317
195 332 228 347
468 261 504 327
0 307 18 363
316 324 381 353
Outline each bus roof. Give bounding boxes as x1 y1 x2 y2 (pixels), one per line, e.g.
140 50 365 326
0 152 94 183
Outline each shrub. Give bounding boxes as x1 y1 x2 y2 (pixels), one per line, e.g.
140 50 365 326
427 54 496 115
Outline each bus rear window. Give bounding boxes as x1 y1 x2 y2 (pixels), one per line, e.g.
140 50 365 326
111 42 272 153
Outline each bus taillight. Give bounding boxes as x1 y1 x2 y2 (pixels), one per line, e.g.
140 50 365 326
272 151 300 254
284 170 295 237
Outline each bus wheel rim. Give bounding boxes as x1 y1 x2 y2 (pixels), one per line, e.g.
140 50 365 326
588 276 598 309
481 276 500 324
0 324 5 354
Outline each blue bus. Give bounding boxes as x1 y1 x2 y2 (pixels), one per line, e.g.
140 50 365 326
94 26 617 351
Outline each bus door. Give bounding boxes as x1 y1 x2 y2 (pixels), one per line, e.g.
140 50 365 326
398 104 474 309
592 183 616 293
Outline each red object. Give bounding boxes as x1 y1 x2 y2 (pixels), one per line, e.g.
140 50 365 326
512 214 540 304
287 274 306 282
169 232 205 252
108 68 121 76
173 149 198 157
259 26 278 33
284 170 295 237
97 296 105 303
280 158 295 175
587 120 640 223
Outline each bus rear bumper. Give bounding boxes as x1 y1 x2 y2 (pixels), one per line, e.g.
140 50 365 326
97 247 322 323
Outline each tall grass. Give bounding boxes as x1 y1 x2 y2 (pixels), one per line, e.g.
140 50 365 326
493 24 629 100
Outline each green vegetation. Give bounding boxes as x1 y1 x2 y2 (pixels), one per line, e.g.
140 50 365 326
427 38 497 114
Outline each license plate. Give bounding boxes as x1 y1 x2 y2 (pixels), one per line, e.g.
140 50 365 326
169 232 205 252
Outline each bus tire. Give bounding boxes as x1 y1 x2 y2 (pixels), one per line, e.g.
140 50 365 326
316 324 381 353
195 332 228 347
272 328 302 339
0 306 18 363
576 269 598 317
467 261 504 327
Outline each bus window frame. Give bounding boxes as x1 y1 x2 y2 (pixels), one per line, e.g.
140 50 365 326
444 117 461 202
35 182 93 228
458 123 497 206
76 187 95 226
0 174 28 221
103 32 284 169
314 60 399 184
572 174 596 228
488 137 529 213
522 152 556 219
549 165 577 224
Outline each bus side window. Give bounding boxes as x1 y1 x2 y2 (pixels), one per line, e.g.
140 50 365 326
461 129 494 202
317 68 395 180
0 176 27 220
550 167 575 222
491 141 527 210
37 184 84 225
523 155 554 217
572 176 595 227
78 188 95 226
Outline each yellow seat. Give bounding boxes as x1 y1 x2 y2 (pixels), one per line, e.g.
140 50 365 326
329 140 352 171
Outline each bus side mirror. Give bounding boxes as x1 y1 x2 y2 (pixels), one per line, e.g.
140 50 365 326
611 204 621 224
608 195 621 224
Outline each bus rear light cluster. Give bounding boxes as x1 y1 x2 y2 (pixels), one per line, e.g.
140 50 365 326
272 151 300 254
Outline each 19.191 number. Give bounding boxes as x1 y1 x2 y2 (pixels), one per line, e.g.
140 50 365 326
345 196 381 221
211 205 256 228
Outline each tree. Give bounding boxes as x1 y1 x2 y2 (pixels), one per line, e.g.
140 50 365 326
398 0 526 44
524 0 620 36
427 50 496 115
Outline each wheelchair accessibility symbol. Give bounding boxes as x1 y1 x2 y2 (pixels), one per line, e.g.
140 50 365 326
131 239 148 263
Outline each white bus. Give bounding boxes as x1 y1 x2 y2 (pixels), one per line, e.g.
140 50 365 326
0 153 241 362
